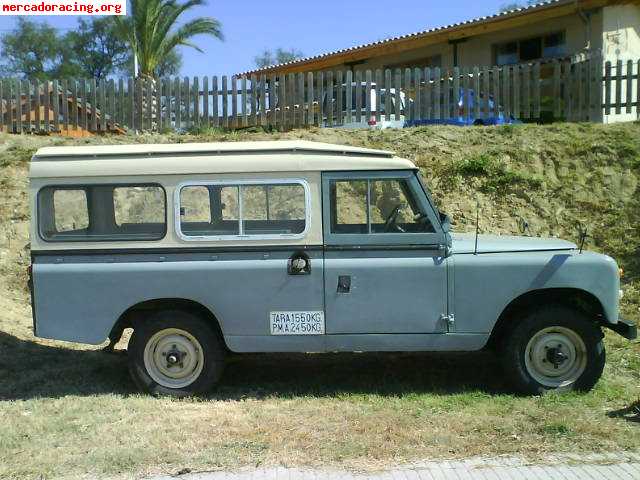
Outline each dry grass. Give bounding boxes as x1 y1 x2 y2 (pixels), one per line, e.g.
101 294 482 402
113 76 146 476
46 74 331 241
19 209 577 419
0 124 639 479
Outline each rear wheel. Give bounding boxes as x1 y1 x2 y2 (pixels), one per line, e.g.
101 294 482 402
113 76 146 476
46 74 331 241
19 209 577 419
128 310 225 397
500 305 605 395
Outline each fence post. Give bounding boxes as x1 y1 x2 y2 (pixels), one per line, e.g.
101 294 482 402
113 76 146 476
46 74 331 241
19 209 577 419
473 66 481 121
269 74 276 127
481 67 490 120
212 76 219 127
221 76 228 128
438 69 450 120
413 68 421 121
522 64 531 119
52 79 60 133
5 80 12 133
615 59 622 115
512 65 520 120
182 77 190 129
625 59 633 114
33 79 41 133
354 70 361 123
278 73 289 130
375 69 382 123
307 72 315 126
462 67 470 121
251 74 258 127
24 80 31 132
503 66 511 120
393 69 401 121
403 68 411 122
117 78 124 128
423 68 431 120
452 67 460 120
200 76 208 127
241 76 247 128
43 79 52 134
532 62 541 121
492 66 500 118
15 79 22 134
326 70 334 128
637 60 640 119
385 69 392 122
336 70 343 126
260 74 267 127
0 80 3 132
552 60 561 120
193 76 200 128
433 67 441 120
562 61 570 121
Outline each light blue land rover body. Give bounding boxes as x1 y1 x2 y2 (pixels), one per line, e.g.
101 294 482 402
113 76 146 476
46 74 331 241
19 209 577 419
28 141 637 396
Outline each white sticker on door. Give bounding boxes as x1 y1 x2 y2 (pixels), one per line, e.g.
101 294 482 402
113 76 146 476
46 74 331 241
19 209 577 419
269 311 325 335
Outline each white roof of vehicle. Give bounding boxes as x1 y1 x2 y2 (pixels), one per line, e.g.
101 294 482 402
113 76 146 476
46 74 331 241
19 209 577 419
30 140 415 178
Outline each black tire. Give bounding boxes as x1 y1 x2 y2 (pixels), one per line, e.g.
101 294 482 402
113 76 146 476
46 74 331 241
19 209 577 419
500 304 605 395
128 310 225 397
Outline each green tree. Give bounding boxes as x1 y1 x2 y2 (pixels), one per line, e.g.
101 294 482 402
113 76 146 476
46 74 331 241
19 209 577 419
115 0 223 79
499 0 537 12
254 48 304 68
121 49 183 77
0 18 78 79
64 18 129 79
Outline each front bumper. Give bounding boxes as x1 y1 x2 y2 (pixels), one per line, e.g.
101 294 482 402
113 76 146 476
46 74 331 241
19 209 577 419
606 318 638 340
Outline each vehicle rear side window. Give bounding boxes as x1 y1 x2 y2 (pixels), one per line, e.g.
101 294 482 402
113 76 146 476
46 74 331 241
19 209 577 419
38 184 166 242
53 189 89 233
178 181 308 239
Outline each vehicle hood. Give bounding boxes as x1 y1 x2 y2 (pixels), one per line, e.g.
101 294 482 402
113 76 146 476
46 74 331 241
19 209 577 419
450 233 577 254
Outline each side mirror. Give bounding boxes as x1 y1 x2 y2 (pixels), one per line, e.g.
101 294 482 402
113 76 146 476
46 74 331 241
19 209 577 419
440 211 452 233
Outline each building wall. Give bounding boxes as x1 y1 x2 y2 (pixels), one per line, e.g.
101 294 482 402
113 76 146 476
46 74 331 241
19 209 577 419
601 3 640 123
329 10 605 75
457 10 601 67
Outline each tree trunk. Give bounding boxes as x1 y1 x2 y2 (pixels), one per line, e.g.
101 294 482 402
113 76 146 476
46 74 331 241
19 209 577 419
136 74 157 132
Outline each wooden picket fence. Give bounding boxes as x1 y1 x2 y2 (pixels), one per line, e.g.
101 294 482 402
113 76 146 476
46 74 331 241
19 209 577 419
0 56 638 135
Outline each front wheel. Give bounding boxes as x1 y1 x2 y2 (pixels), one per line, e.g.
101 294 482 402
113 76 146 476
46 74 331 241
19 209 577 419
128 310 225 397
500 305 605 395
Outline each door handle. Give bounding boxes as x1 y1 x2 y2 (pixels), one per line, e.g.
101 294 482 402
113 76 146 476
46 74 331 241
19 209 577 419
337 275 351 293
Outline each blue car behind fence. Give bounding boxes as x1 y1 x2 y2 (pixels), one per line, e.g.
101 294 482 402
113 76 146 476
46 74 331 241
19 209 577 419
405 89 522 127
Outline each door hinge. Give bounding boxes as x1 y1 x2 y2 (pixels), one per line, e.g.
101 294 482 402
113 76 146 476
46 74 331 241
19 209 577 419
441 313 455 332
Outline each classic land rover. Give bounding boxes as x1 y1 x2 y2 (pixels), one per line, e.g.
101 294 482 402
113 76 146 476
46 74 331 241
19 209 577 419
28 140 637 396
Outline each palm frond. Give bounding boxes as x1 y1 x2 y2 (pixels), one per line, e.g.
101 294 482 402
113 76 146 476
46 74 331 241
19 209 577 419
120 0 221 77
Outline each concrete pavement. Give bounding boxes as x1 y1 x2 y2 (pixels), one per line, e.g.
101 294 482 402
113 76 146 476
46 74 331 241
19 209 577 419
149 452 640 480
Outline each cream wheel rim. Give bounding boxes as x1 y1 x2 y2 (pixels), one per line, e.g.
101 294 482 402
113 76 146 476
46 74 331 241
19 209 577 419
143 328 205 389
524 326 587 388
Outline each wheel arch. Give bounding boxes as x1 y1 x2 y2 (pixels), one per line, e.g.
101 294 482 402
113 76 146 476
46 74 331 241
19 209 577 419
485 287 606 350
109 298 227 349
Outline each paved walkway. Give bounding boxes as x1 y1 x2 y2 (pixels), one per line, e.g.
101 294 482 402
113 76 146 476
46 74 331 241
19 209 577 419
151 452 640 480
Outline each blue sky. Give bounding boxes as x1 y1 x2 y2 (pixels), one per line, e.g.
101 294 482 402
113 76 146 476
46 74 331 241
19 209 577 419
0 0 512 76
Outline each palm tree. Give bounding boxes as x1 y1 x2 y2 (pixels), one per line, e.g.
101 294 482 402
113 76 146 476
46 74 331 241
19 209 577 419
116 0 223 79
115 0 222 130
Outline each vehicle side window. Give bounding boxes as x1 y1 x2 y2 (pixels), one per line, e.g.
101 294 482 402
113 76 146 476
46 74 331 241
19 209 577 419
178 181 307 239
330 178 434 234
113 186 165 227
38 184 166 242
333 180 368 234
180 186 211 223
53 189 89 233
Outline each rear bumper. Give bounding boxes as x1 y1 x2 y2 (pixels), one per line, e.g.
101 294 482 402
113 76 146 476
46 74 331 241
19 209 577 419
606 318 637 340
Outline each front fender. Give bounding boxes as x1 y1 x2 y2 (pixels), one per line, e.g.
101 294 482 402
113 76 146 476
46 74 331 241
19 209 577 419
451 250 620 334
